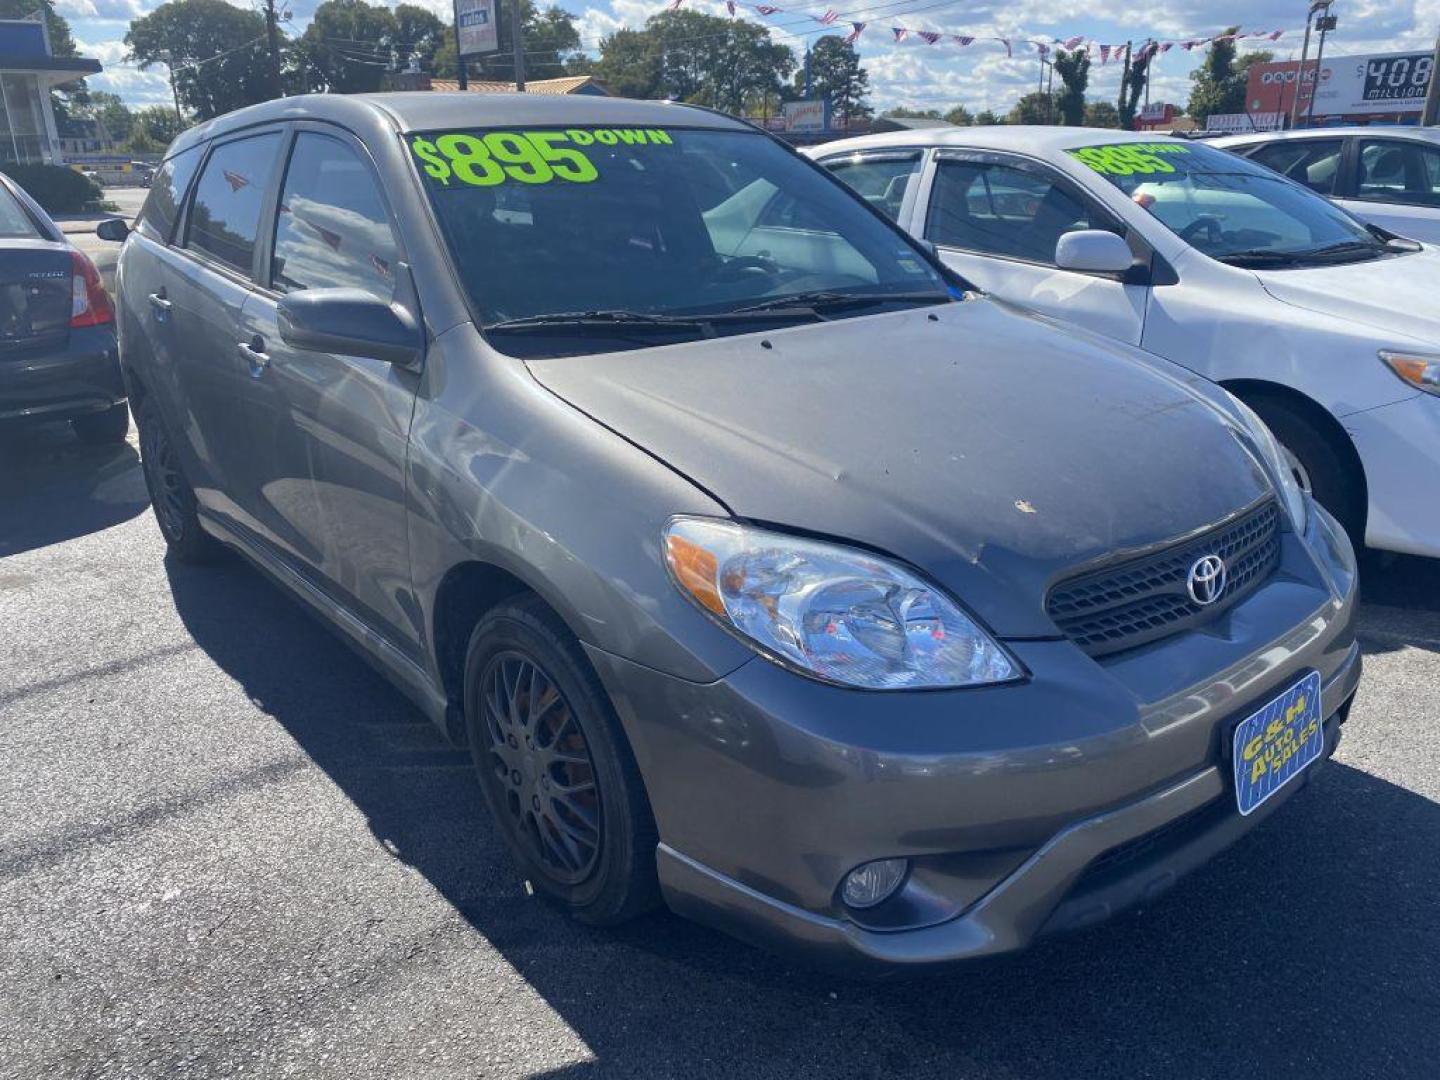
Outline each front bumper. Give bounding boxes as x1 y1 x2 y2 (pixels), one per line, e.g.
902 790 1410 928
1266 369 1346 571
0 326 123 424
589 505 1361 974
1346 393 1440 558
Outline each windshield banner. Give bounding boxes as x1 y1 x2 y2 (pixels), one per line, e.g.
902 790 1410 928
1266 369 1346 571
1068 142 1192 177
411 129 674 188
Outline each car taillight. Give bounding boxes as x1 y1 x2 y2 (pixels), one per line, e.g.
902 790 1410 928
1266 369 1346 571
70 249 114 328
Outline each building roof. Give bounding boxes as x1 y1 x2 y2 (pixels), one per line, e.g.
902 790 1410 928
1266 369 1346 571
428 75 608 96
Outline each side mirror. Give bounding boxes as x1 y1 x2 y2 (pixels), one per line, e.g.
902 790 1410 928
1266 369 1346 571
1055 230 1134 275
277 288 423 369
96 218 130 242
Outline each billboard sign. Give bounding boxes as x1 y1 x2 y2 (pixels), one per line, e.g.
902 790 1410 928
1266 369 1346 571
1246 51 1432 119
782 99 829 132
456 0 498 57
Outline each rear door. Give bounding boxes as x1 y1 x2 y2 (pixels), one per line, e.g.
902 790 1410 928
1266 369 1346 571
161 127 286 532
1345 137 1440 244
235 124 422 657
913 150 1149 345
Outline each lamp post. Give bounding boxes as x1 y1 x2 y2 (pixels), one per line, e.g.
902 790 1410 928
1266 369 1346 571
158 49 182 126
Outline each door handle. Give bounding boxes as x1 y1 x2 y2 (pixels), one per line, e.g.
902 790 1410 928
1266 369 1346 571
147 289 171 314
237 336 270 375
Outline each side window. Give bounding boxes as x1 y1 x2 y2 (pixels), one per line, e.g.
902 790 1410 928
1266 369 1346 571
136 144 202 242
271 133 398 297
184 131 283 274
1247 139 1343 195
925 159 1107 264
823 153 924 222
757 189 831 231
1358 140 1440 206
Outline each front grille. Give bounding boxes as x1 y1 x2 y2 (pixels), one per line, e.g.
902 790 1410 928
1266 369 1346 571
1045 501 1282 658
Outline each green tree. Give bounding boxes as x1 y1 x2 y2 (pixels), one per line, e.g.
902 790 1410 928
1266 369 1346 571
1008 90 1055 125
1188 30 1273 123
1117 43 1153 130
1053 48 1089 126
800 35 870 122
393 3 446 63
126 104 188 153
882 107 941 119
973 108 1002 125
293 0 397 95
433 1 584 83
704 20 794 115
592 28 661 99
1083 99 1121 128
944 104 973 126
126 0 274 120
75 90 134 144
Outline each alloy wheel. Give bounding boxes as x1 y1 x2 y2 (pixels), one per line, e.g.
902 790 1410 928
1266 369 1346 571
480 651 602 885
139 418 186 539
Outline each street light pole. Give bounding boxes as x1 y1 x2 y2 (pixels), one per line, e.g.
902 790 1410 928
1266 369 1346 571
1304 3 1336 128
510 0 526 91
159 49 182 126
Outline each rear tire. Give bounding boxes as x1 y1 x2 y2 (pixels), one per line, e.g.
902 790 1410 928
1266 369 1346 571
463 596 660 926
134 396 220 563
1244 394 1366 547
72 401 130 445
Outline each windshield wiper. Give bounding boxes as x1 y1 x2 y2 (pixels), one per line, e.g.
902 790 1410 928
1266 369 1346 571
486 309 709 333
1217 249 1318 268
724 290 952 316
1303 240 1386 261
1219 241 1385 268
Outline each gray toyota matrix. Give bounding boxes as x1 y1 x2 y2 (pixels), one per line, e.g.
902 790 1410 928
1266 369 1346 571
107 94 1360 974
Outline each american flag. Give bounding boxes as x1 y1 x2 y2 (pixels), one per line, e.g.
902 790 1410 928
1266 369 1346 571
844 21 864 44
892 27 907 42
918 31 941 45
1098 43 1111 63
951 35 973 47
814 8 837 24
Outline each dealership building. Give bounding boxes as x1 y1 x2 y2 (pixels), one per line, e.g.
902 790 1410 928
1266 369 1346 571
0 14 101 164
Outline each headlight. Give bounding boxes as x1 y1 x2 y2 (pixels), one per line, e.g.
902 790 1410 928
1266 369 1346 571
1227 397 1308 530
1380 350 1440 397
663 517 1019 690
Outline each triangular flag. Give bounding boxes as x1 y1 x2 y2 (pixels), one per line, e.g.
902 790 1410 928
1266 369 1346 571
844 21 864 44
951 34 974 47
1099 43 1111 64
1063 35 1084 50
814 8 837 24
1035 42 1049 58
1267 29 1284 41
725 1 735 13
754 4 779 14
918 30 941 45
1159 41 1173 53
892 27 907 42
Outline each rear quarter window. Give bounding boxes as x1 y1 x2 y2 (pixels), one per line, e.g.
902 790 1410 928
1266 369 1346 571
136 145 202 243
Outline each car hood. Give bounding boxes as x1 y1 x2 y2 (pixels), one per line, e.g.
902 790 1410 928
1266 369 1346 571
1255 251 1440 346
525 299 1272 638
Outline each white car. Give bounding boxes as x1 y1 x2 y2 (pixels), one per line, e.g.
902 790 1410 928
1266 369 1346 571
1214 127 1440 245
808 127 1440 558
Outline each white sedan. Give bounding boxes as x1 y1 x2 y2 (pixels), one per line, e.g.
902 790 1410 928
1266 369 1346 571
1214 127 1440 245
809 127 1440 558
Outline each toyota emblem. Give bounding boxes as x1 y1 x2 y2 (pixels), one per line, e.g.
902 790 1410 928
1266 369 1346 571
1187 555 1228 607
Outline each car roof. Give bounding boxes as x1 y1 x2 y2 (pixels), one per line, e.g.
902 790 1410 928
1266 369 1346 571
167 92 748 160
810 125 1192 158
1215 126 1440 148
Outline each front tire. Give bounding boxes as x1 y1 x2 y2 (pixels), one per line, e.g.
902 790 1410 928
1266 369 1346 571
1245 394 1366 546
72 401 130 445
134 397 219 563
463 597 659 925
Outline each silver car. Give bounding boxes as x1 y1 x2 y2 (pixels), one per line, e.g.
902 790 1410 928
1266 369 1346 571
106 94 1361 973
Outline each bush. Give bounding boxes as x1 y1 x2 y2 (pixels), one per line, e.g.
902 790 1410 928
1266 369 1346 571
0 162 104 215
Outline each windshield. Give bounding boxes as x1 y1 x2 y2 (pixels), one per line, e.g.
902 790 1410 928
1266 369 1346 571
410 125 953 355
1068 141 1388 268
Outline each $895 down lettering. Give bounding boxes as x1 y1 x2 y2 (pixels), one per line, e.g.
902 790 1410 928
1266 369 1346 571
411 128 673 187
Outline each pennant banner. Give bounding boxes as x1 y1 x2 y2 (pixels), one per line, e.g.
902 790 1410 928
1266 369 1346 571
668 3 1290 60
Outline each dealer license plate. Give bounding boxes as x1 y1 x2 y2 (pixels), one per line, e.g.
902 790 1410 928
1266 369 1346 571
1232 671 1323 817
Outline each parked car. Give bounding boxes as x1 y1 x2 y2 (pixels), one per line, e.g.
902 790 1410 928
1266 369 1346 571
0 170 125 443
1215 127 1440 244
812 127 1440 558
105 95 1360 973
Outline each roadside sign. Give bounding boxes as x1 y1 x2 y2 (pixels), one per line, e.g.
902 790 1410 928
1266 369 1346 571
457 0 498 57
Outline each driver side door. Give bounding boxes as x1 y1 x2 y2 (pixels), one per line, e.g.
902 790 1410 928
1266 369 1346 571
912 150 1150 346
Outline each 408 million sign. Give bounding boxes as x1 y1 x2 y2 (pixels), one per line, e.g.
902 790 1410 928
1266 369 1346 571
457 0 499 57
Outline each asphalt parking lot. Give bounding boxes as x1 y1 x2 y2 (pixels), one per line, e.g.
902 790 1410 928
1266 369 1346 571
2 422 1439 1080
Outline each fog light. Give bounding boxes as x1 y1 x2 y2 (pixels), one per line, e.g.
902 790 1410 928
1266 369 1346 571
841 858 908 909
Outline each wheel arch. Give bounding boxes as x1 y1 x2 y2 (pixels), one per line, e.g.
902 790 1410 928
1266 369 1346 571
1220 378 1369 531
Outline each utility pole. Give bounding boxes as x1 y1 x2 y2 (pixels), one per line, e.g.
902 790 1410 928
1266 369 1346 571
263 0 282 99
159 49 182 126
1304 4 1336 128
510 0 526 91
1290 2 1327 130
1117 41 1131 122
1422 28 1440 125
452 0 467 90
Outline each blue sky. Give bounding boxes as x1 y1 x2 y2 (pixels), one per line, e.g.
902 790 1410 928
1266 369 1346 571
60 0 1440 114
